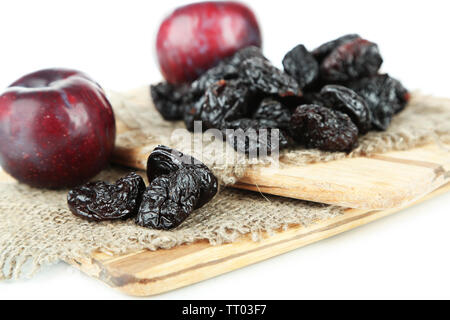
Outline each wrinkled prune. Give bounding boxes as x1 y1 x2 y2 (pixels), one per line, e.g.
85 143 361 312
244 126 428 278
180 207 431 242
146 145 218 209
391 80 410 114
150 82 192 121
320 38 383 82
349 74 410 130
283 44 319 89
200 80 252 129
184 95 206 132
320 85 372 134
189 164 219 209
190 46 266 95
253 99 291 130
228 46 267 66
138 146 218 230
312 34 361 63
136 168 201 230
289 105 359 152
67 172 146 222
190 62 239 95
240 57 302 97
223 118 290 155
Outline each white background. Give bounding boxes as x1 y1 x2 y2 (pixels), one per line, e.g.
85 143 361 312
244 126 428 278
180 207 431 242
0 0 449 299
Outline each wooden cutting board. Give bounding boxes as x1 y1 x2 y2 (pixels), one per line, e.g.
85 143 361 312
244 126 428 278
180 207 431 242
68 182 450 297
111 87 450 210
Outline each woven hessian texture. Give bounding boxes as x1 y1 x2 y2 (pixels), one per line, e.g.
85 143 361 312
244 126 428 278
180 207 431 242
1 88 449 280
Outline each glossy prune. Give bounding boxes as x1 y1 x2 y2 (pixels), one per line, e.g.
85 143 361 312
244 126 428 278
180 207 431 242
190 46 265 95
137 146 218 230
222 118 290 156
312 34 361 63
189 164 219 209
252 99 291 130
240 57 302 97
150 82 192 120
146 145 218 209
136 168 201 230
283 44 319 89
228 46 267 66
320 38 383 82
349 74 410 130
184 95 206 132
289 104 359 152
190 62 239 95
200 80 252 129
67 172 146 222
320 85 372 134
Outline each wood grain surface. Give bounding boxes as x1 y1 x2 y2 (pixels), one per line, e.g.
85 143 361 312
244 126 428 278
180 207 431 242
234 144 450 209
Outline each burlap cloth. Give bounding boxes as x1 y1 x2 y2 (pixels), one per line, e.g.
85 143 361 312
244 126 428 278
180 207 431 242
1 89 450 280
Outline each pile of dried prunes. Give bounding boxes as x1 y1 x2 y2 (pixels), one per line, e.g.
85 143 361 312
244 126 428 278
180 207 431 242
68 146 218 230
151 34 410 154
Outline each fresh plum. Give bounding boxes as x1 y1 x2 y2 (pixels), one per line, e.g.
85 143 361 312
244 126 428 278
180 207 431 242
156 1 262 84
0 68 116 189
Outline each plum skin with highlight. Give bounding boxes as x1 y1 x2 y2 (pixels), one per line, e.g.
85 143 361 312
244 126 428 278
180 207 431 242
0 68 116 189
156 1 262 84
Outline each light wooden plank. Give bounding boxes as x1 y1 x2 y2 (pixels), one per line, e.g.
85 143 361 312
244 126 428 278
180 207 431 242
235 143 450 209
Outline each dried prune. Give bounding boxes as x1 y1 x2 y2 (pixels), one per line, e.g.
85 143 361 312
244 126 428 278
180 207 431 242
312 34 361 63
138 146 218 230
200 80 252 129
289 105 359 152
184 95 206 132
240 57 302 97
283 44 319 89
222 118 290 156
392 80 410 114
67 172 146 222
228 46 267 66
190 62 239 95
188 164 219 209
349 74 409 130
253 99 291 130
146 145 218 209
320 38 383 82
190 46 266 95
320 85 372 134
136 168 201 230
150 82 192 121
